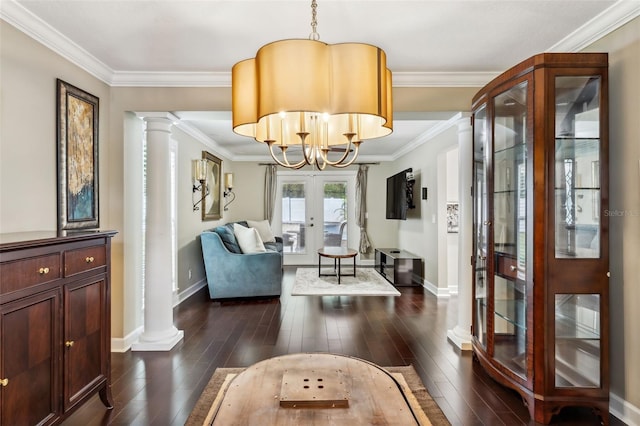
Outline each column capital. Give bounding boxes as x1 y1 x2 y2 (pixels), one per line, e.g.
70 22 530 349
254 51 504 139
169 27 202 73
135 112 178 134
455 113 472 132
135 111 179 121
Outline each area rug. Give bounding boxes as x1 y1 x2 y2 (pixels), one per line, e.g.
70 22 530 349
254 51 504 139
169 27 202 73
291 267 401 296
185 365 450 426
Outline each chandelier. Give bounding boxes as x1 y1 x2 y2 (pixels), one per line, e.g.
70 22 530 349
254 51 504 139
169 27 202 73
231 0 393 170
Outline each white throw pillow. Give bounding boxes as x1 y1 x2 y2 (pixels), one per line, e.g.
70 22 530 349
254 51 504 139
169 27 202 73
233 223 266 253
247 219 276 243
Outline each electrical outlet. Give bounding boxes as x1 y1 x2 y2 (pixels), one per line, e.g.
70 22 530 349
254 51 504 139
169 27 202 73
188 269 192 280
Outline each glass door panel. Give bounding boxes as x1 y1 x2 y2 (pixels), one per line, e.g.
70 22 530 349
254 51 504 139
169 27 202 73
473 104 488 349
555 294 601 387
554 76 601 258
280 180 311 255
492 82 528 378
322 182 348 248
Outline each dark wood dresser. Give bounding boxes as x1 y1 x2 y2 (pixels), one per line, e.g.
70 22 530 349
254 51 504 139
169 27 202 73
0 230 117 425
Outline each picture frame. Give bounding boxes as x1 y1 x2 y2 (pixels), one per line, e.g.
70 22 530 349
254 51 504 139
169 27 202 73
202 151 222 221
446 202 459 233
56 79 99 230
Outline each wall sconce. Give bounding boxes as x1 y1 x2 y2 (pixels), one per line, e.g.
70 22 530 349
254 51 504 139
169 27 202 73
223 173 235 211
192 159 208 211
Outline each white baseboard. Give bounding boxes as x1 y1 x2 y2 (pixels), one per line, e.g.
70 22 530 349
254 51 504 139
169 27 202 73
111 326 143 353
611 391 640 426
173 279 207 307
111 280 206 353
448 285 459 295
423 279 451 298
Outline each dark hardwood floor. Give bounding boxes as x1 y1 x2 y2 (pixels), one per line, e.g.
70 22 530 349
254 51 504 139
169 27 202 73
63 267 621 425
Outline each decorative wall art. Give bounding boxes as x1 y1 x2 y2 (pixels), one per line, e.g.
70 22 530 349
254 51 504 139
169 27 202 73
446 202 459 233
57 79 99 230
202 151 222 221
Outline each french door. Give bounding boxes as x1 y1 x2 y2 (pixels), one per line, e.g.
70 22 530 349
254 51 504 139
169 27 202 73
272 171 357 265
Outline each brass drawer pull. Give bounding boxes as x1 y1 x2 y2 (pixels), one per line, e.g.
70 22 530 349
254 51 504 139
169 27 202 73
0 378 8 387
510 265 516 271
85 256 95 263
65 341 74 348
39 267 50 275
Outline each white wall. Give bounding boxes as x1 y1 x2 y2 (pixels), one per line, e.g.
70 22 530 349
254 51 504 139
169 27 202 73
584 16 640 418
392 126 459 288
441 147 459 293
0 22 110 232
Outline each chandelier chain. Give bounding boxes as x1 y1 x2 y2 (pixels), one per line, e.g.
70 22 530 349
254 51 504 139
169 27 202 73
309 0 320 41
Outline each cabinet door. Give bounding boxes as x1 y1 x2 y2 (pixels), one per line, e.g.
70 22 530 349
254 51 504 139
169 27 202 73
64 278 107 411
552 74 607 390
472 103 489 349
0 290 60 426
491 81 529 378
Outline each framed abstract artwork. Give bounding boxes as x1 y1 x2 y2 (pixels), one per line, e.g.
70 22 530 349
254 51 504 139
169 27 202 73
446 202 459 233
202 151 222 221
56 79 99 230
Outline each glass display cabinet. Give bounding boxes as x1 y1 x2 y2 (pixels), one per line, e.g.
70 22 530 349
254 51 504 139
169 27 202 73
471 53 609 425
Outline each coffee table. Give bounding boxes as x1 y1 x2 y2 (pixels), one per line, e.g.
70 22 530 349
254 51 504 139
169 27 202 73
317 247 357 284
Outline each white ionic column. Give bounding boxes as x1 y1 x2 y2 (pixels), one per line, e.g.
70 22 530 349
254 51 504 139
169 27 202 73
448 116 473 351
131 112 184 351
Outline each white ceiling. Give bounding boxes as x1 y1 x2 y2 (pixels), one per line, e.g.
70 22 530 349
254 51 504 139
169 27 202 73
2 0 638 161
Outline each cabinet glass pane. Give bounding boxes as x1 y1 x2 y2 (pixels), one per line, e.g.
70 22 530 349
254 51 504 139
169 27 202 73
555 294 601 388
554 76 601 258
493 82 527 378
493 276 526 376
473 104 488 348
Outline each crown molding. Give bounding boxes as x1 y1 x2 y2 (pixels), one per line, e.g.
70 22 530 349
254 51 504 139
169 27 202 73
391 112 466 161
3 0 637 88
0 0 113 84
170 120 236 160
112 71 497 88
547 0 640 52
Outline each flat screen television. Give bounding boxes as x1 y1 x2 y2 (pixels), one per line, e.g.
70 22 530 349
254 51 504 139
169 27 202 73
386 170 408 220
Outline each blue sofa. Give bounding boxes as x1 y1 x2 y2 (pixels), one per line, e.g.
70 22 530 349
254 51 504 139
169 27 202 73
200 221 283 300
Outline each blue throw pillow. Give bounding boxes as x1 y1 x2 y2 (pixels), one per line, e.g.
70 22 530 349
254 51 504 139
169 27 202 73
214 226 242 254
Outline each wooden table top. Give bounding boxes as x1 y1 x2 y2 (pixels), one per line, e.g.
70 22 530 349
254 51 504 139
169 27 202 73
317 247 358 258
210 353 421 425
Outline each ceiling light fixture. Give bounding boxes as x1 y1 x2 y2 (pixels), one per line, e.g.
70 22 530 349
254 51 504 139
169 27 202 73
231 0 393 170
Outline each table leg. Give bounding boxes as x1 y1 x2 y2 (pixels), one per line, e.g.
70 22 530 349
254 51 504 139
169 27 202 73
337 257 341 284
353 255 356 277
